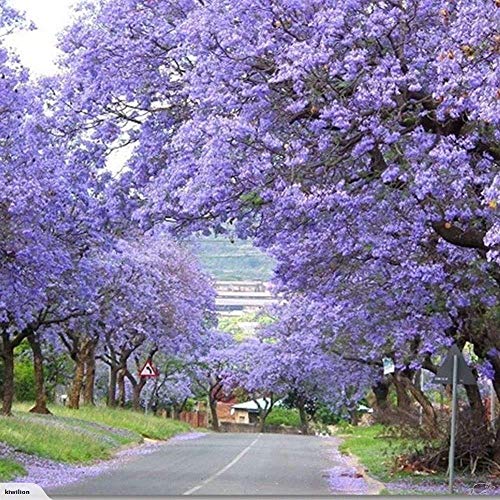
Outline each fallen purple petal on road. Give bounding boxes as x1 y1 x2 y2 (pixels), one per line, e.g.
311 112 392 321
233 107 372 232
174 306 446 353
3 435 185 489
325 437 370 495
169 432 208 442
386 479 500 496
327 472 370 494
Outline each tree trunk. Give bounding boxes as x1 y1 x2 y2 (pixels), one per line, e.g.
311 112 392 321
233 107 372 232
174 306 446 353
464 381 487 428
486 358 500 463
173 406 182 420
257 409 271 432
107 366 118 407
398 374 438 432
258 411 266 432
83 343 96 406
493 427 500 465
148 378 159 414
393 375 412 410
372 380 390 411
132 377 146 412
297 400 309 434
28 334 51 414
68 355 85 409
1 342 15 416
348 409 359 426
209 395 219 431
117 369 126 407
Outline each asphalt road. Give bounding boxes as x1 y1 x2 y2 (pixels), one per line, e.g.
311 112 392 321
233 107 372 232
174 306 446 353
49 433 339 496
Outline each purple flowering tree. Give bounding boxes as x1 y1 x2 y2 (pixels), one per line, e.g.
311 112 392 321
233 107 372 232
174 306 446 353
55 234 216 410
4 0 497 465
0 2 111 415
57 0 498 373
184 329 235 430
258 306 376 432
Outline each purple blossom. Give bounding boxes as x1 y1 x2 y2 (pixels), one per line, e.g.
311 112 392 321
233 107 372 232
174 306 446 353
325 438 371 495
169 432 207 442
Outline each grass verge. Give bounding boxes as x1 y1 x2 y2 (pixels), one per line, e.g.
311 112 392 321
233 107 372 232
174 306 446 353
337 425 448 494
338 424 397 482
1 403 190 464
0 458 27 481
44 404 191 440
18 402 192 438
0 411 141 463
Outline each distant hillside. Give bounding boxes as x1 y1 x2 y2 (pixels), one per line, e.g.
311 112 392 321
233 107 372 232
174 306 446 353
191 236 274 281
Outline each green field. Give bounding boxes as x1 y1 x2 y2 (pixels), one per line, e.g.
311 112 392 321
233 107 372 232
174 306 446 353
14 403 191 440
0 404 191 466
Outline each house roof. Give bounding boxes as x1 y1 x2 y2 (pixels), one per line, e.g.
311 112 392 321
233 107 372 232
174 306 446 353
231 398 274 413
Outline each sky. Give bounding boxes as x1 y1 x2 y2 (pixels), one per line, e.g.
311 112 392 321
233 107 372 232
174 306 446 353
7 0 77 75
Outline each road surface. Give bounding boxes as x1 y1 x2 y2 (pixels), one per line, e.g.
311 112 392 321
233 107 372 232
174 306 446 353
48 433 345 496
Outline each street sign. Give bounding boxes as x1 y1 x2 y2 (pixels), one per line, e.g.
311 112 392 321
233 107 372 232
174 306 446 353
431 344 477 494
139 359 159 379
383 357 395 375
432 344 476 385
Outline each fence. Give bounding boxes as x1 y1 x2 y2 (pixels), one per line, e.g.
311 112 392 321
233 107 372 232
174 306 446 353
219 421 303 435
178 410 208 428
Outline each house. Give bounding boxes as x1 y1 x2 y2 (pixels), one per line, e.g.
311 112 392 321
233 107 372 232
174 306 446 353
215 395 238 423
229 398 275 424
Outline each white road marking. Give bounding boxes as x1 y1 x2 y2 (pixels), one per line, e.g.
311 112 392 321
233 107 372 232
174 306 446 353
182 434 262 495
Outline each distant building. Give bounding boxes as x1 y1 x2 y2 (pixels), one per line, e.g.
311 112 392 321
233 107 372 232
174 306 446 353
215 280 277 316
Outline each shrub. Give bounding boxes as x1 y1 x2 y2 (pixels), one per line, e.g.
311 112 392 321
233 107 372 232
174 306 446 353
385 407 497 475
14 358 36 402
315 404 344 425
266 407 300 427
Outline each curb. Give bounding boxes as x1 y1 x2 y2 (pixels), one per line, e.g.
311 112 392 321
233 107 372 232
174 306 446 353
348 451 386 495
334 434 385 495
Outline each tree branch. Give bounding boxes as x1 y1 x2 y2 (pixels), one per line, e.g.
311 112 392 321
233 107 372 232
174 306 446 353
431 221 487 251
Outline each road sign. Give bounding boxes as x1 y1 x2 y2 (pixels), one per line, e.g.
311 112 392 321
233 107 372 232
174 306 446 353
383 358 395 375
432 344 476 385
139 359 159 378
431 344 476 494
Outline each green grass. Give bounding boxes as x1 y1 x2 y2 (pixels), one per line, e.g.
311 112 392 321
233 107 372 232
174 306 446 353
338 424 398 482
0 458 27 481
0 412 140 463
47 405 191 440
2 403 190 464
337 425 449 495
14 402 191 440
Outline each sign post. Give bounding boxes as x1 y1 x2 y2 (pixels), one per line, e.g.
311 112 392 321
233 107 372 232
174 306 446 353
448 355 458 494
432 345 476 494
491 381 496 433
139 359 159 416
